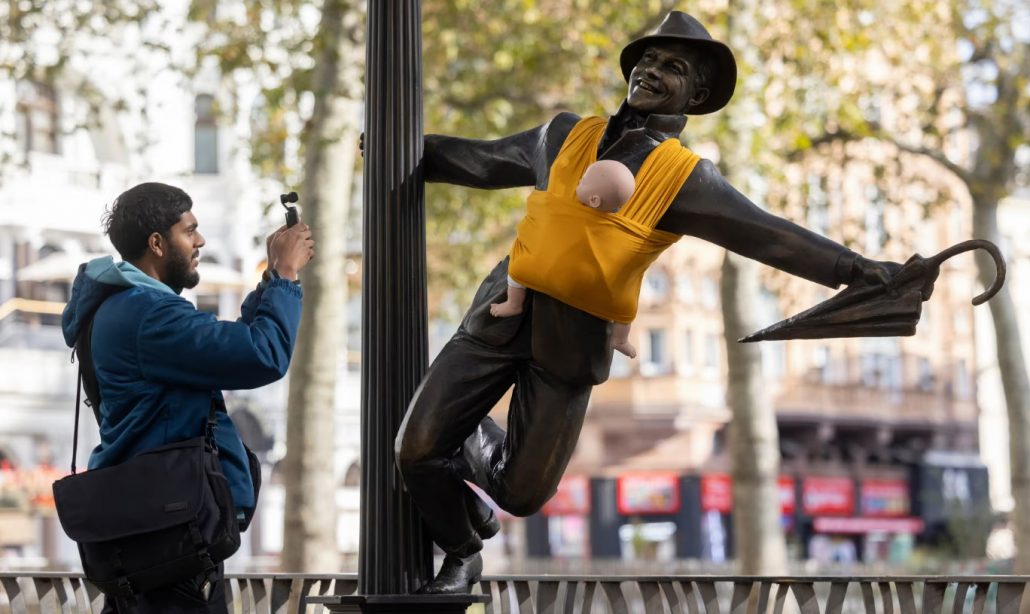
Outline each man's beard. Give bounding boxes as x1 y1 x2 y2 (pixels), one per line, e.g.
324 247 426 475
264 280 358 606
166 248 200 294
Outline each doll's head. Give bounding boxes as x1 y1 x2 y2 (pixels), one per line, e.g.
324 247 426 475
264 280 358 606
576 160 636 213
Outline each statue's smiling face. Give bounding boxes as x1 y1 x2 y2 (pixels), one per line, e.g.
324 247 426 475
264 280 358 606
627 42 709 115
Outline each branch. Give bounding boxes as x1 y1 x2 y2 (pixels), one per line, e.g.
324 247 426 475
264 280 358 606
887 139 972 185
788 128 972 186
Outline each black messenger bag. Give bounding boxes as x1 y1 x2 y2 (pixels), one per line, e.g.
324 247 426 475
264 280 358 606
52 430 241 596
52 308 240 597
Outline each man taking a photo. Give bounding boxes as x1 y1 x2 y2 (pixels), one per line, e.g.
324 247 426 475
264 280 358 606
61 182 314 612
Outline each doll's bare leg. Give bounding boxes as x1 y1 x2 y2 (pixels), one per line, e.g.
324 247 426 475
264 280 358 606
490 284 526 317
612 322 637 358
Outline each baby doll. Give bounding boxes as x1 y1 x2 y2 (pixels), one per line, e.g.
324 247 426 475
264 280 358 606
490 159 639 358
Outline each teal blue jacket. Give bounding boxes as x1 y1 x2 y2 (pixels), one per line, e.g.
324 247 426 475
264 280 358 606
61 256 302 510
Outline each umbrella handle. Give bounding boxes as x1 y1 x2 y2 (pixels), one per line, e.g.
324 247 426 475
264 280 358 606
927 239 1006 306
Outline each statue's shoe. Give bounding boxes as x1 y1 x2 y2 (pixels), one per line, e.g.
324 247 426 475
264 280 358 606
473 510 500 539
417 552 483 594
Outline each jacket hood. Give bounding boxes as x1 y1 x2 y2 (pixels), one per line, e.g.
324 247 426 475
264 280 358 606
61 256 175 347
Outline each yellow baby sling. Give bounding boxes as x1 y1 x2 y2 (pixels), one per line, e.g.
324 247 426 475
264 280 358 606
508 116 701 323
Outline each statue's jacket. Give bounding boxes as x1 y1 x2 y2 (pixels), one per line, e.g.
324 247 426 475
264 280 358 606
424 103 860 386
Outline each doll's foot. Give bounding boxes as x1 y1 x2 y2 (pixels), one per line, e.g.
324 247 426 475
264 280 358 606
614 342 637 359
489 301 523 317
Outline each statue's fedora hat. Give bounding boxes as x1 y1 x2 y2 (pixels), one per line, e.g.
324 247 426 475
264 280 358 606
620 11 737 115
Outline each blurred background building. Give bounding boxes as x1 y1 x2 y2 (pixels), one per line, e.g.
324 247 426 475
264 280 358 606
0 0 1026 577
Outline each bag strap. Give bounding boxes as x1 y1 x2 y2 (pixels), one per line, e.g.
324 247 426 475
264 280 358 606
70 299 110 474
204 400 219 453
72 366 83 474
75 317 102 425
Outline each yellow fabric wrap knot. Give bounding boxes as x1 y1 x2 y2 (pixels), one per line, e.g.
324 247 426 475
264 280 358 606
508 116 701 323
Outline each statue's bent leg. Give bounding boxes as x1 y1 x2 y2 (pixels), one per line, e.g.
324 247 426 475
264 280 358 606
395 333 520 555
486 361 592 517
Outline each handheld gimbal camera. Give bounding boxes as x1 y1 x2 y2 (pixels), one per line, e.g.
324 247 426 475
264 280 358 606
280 192 299 227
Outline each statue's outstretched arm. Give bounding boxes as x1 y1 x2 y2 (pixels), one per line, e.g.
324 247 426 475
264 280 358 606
659 159 898 289
424 126 546 189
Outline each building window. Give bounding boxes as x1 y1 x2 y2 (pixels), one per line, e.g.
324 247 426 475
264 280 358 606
675 273 695 303
812 345 830 383
15 80 60 155
917 357 934 391
864 184 886 254
806 174 829 235
700 276 719 309
679 330 694 373
642 269 670 302
955 359 971 399
194 94 219 174
704 333 719 370
641 328 667 376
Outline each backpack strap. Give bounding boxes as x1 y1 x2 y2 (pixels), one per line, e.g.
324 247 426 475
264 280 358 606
72 366 83 474
75 316 102 425
70 303 108 475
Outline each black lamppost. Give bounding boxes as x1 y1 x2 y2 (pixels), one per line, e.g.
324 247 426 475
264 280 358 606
358 0 432 597
313 1 488 610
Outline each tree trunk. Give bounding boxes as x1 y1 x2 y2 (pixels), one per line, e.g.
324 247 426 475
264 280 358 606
281 0 364 572
719 0 787 576
972 197 1030 573
721 251 788 574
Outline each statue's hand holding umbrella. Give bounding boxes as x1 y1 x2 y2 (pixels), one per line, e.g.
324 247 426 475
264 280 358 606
742 239 1006 342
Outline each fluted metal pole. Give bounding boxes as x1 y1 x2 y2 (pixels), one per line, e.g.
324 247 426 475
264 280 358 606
359 0 432 595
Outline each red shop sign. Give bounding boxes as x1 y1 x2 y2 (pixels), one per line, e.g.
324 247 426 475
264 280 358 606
701 474 796 514
861 479 910 517
542 475 591 516
618 472 680 515
700 474 733 513
802 476 854 516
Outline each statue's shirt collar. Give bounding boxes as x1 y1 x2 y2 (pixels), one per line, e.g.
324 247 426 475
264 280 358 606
599 101 686 156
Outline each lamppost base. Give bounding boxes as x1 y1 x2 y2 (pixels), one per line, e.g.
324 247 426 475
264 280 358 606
306 594 491 613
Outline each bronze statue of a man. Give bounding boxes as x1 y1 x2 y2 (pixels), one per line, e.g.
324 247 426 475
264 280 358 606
395 11 899 593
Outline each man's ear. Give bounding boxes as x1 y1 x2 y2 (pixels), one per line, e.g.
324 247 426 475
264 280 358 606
147 232 165 258
687 87 711 112
588 195 602 208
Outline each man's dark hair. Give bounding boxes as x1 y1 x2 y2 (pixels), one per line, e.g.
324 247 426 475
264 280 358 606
102 182 193 261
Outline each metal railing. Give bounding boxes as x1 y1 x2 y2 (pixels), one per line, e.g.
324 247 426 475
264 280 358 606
1 573 1028 614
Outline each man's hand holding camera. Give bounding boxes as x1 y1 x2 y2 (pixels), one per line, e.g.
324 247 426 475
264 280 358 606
266 223 315 281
